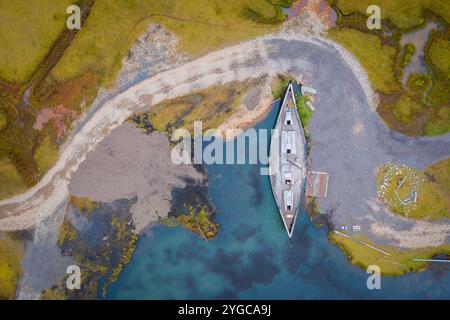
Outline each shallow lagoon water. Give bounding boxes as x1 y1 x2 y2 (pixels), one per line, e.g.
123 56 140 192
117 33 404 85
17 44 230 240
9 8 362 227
106 104 449 299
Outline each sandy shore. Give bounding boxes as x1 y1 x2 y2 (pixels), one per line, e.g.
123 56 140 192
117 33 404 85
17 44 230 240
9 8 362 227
217 78 275 139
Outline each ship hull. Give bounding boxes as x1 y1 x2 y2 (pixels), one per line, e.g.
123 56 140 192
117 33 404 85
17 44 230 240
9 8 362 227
269 83 307 238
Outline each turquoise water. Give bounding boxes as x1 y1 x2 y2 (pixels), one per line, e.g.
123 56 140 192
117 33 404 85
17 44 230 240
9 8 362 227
106 105 450 300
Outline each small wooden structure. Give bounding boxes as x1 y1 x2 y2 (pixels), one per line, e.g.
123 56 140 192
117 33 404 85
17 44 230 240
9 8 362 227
305 171 329 198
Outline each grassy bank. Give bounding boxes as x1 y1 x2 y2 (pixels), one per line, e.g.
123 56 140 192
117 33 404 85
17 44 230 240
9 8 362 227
50 0 290 85
0 0 74 84
329 0 450 136
0 234 24 299
377 159 450 220
330 232 450 276
334 0 450 29
131 78 265 137
327 28 399 94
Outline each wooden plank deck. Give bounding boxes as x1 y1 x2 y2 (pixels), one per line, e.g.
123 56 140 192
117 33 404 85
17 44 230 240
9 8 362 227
305 171 329 198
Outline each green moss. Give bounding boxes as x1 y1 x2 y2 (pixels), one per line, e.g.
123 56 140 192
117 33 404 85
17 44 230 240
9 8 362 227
295 93 313 128
330 232 450 276
0 234 24 299
427 78 450 107
425 158 450 195
327 28 399 94
271 74 296 99
334 0 450 29
175 206 219 240
331 1 450 136
0 112 6 130
427 38 450 78
242 0 293 24
422 35 450 135
134 78 263 136
0 0 75 84
377 161 450 220
424 107 450 135
392 94 423 124
34 135 59 176
425 35 450 133
407 73 432 98
400 43 416 69
0 157 28 200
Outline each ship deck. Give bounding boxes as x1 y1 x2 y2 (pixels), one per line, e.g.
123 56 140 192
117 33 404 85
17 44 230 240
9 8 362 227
269 83 307 238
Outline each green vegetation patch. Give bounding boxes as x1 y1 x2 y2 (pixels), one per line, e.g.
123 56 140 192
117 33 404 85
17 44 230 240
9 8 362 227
0 0 74 84
407 73 433 98
327 28 399 94
295 93 314 129
0 157 28 199
177 206 219 240
422 32 450 135
423 106 450 136
330 232 450 276
162 206 219 240
329 1 450 136
34 135 59 176
271 74 296 99
400 43 416 70
0 111 6 130
427 38 450 77
426 158 450 196
0 233 24 299
243 0 293 24
132 78 265 136
377 161 450 219
334 0 450 29
51 0 286 85
272 76 314 128
392 93 424 124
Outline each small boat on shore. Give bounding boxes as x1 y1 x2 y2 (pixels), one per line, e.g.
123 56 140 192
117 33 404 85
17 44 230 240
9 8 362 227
269 82 307 238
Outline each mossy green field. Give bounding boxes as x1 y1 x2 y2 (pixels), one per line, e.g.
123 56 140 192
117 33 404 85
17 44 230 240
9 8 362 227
330 232 450 276
330 0 450 137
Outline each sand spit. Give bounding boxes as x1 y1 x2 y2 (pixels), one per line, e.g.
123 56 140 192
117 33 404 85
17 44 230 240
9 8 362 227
217 78 275 139
69 122 204 234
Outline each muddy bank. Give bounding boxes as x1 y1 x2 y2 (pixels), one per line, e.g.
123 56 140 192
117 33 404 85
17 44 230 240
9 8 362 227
69 122 205 234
